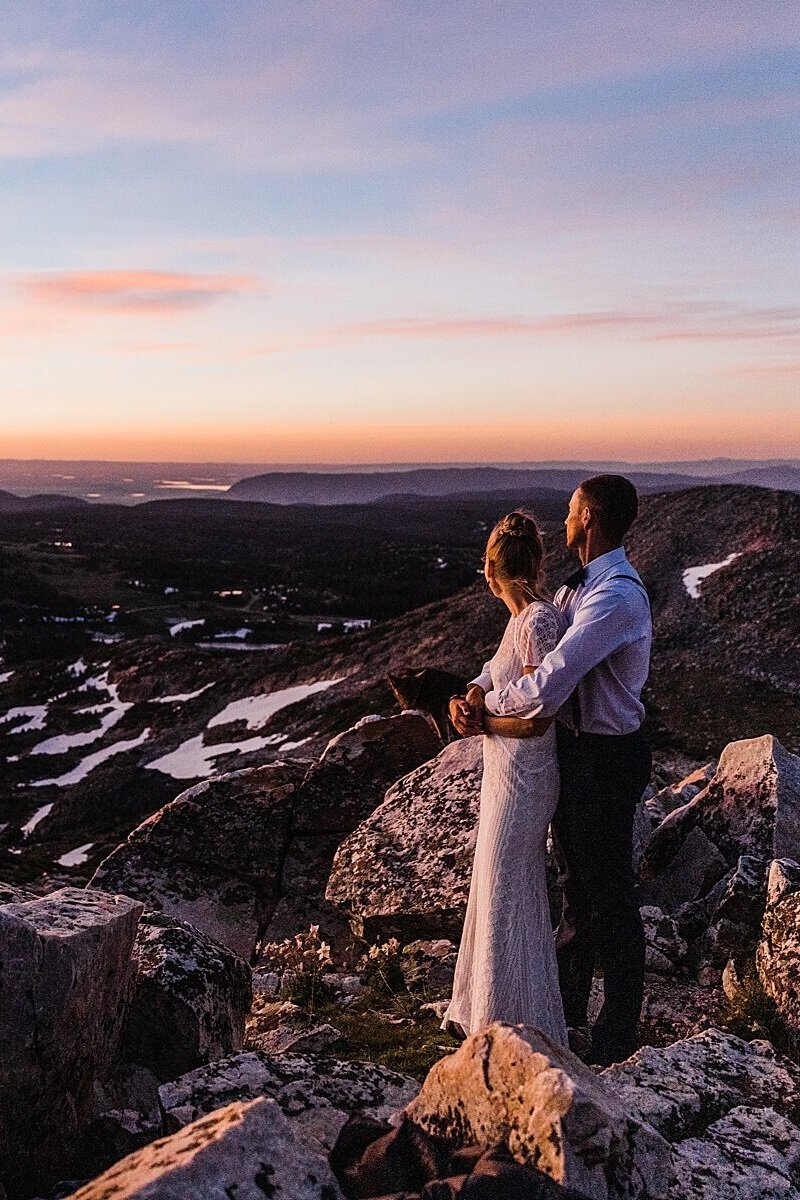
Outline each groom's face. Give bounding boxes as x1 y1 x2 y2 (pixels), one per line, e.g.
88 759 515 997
565 489 586 551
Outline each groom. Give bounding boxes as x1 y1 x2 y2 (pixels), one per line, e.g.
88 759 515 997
465 474 652 1065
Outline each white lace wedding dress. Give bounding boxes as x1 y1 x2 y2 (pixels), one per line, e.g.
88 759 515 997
441 600 569 1045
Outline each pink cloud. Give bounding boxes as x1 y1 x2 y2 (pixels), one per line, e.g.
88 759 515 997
20 270 258 314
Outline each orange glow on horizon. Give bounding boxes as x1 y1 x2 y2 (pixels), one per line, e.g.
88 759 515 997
2 412 796 464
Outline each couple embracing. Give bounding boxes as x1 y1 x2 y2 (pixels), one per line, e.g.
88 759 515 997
442 474 652 1067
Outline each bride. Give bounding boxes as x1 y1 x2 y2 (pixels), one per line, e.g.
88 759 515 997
441 511 568 1045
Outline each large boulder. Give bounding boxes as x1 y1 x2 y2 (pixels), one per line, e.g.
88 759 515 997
756 858 800 1057
0 888 142 1199
91 716 439 964
690 855 768 978
639 737 800 912
326 736 483 941
64 1097 342 1199
601 1027 800 1143
601 1028 800 1198
159 1048 419 1156
261 713 440 953
90 762 305 960
403 1022 672 1199
122 913 253 1081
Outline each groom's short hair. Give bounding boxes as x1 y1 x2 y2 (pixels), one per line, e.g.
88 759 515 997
578 474 639 543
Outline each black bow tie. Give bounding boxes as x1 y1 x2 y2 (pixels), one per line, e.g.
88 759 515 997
562 566 586 592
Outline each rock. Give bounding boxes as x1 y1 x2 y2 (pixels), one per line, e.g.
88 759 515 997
159 1049 419 1156
633 798 654 871
600 1028 800 1144
326 736 483 942
766 858 800 907
403 1022 672 1198
669 1105 800 1199
639 826 729 912
640 907 688 974
263 714 439 954
245 999 342 1055
90 762 305 960
63 1097 342 1199
691 856 768 974
0 888 142 1199
640 738 800 905
122 913 252 1081
0 881 37 905
86 1063 164 1168
757 857 800 1057
400 939 458 998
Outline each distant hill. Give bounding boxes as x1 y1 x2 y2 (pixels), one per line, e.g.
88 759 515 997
0 490 87 512
716 465 800 492
226 467 706 505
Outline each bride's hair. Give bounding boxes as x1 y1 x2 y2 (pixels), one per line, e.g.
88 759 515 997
485 511 547 599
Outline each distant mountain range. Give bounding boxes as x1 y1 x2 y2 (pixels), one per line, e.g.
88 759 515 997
0 459 798 506
227 464 800 505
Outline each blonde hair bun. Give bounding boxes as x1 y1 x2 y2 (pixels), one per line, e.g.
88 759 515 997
485 510 546 597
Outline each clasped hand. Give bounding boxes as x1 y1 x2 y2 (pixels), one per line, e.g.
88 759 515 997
449 686 485 736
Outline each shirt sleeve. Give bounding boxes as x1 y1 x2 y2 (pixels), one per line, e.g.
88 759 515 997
485 585 649 717
468 660 493 692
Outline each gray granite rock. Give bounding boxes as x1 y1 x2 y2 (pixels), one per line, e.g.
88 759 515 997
245 998 342 1056
640 907 688 974
122 913 253 1081
691 856 768 975
264 713 440 953
159 1049 419 1156
641 738 800 906
87 1063 164 1167
90 763 305 960
64 1097 342 1200
404 1022 672 1199
601 1028 800 1144
639 826 729 912
757 858 800 1058
0 888 142 1198
326 735 483 942
669 1105 800 1199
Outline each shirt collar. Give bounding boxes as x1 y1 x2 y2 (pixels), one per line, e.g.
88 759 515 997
583 546 627 584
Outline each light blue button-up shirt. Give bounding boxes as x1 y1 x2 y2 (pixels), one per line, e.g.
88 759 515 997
479 547 652 735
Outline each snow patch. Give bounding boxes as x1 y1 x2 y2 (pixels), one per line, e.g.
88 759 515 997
145 731 285 780
57 843 94 867
0 705 49 733
169 619 206 637
150 683 215 704
682 553 741 599
67 658 88 677
0 670 14 684
207 679 342 732
29 728 151 788
21 803 53 837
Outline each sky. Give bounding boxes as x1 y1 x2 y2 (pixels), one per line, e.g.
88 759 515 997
0 1 798 463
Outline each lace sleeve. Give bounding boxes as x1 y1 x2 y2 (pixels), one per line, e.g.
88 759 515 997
516 604 564 668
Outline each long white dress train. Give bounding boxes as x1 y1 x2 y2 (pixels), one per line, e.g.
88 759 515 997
441 600 569 1045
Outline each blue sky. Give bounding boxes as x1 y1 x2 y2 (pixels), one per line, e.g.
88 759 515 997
0 1 797 461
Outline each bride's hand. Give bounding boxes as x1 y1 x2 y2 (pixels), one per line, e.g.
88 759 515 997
449 695 484 736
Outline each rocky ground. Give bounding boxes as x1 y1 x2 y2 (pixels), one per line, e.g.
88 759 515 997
2 483 800 1197
1 713 800 1199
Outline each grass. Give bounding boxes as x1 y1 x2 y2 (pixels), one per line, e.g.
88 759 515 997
314 990 459 1080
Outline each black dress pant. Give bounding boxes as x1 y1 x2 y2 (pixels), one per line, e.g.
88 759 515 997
552 723 651 1062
